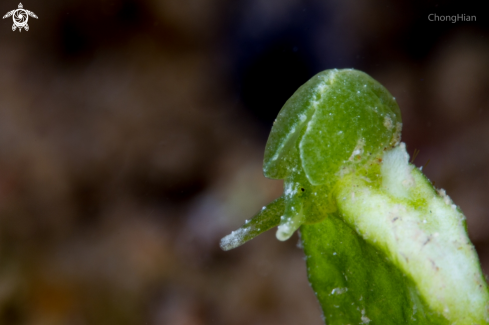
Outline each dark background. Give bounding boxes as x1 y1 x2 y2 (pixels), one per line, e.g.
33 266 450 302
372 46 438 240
1 1 489 324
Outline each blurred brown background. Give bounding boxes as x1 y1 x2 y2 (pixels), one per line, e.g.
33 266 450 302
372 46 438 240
0 0 488 324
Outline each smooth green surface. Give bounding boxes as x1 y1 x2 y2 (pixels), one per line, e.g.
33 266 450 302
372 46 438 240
301 215 448 325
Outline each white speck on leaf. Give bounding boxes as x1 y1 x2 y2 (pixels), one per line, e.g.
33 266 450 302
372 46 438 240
331 287 348 295
360 309 371 324
383 116 393 130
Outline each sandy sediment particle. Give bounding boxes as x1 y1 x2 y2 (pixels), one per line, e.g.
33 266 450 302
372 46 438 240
384 116 393 130
348 138 366 161
390 122 402 146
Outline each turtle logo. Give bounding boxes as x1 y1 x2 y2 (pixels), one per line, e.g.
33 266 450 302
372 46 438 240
3 3 38 32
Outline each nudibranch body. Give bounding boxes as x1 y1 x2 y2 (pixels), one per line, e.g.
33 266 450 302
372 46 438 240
220 68 489 325
222 69 402 244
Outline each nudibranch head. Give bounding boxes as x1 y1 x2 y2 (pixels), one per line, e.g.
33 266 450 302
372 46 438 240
263 69 402 187
220 69 403 248
262 69 402 240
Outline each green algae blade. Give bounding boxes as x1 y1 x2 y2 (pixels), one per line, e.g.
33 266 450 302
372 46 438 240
301 215 449 325
301 144 489 324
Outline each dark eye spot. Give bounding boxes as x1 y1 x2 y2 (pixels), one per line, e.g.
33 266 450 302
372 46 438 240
301 188 305 192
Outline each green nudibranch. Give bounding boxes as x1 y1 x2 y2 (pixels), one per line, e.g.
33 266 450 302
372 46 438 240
220 69 489 324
